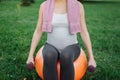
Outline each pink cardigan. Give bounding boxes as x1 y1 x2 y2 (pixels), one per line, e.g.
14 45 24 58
42 0 81 34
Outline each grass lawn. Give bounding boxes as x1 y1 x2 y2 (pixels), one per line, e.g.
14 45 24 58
0 0 120 80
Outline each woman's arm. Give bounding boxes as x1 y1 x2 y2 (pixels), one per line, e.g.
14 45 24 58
26 2 45 65
78 2 96 68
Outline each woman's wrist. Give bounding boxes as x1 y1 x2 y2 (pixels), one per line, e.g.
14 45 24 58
28 52 34 57
88 53 94 60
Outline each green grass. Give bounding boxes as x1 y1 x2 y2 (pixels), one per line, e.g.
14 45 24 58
0 0 120 80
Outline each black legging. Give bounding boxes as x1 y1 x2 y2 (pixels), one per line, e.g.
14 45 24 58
42 42 81 80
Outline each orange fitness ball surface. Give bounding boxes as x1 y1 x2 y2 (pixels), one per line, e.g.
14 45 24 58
35 46 87 80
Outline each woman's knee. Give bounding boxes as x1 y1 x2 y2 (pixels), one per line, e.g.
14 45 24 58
42 44 58 63
60 49 74 63
60 44 80 63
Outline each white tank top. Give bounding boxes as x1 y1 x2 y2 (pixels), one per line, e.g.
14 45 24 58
47 13 78 52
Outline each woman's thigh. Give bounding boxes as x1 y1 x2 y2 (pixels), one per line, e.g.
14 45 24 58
60 43 81 61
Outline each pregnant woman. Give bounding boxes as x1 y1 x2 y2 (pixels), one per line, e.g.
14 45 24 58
26 0 96 80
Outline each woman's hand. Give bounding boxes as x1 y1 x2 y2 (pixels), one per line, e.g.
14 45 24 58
26 54 34 65
88 57 96 67
88 57 97 72
26 54 35 70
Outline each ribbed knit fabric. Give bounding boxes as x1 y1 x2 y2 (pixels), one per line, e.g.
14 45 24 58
42 0 81 34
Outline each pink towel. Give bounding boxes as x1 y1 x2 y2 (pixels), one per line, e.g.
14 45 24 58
42 0 81 34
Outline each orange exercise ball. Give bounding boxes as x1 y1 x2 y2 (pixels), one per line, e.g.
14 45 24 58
35 46 87 80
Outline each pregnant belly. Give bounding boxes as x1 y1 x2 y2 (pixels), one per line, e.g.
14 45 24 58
47 28 78 51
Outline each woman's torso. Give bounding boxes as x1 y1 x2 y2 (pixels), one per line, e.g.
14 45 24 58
46 13 78 52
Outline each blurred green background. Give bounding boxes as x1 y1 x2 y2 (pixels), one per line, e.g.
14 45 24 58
0 0 120 80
